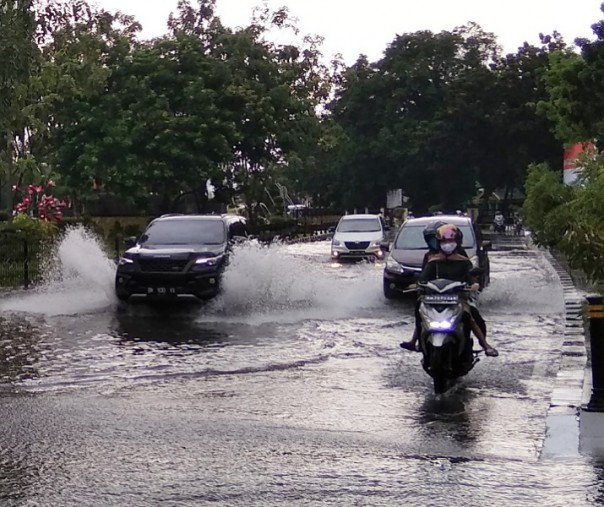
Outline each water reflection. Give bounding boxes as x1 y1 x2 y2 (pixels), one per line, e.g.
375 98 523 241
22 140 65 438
111 311 228 346
417 388 483 447
0 443 37 504
0 316 42 384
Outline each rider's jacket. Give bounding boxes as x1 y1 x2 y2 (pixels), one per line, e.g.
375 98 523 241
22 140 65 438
419 253 476 285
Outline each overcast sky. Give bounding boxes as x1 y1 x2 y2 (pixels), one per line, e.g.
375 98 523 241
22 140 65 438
92 0 603 63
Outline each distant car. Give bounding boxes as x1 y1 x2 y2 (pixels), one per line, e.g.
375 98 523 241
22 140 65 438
115 214 248 303
330 214 389 261
383 215 491 299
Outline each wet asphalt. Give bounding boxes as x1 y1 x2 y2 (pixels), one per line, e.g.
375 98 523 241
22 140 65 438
0 233 603 506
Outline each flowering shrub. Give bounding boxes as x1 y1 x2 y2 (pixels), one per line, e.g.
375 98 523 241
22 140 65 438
12 178 67 221
10 212 58 240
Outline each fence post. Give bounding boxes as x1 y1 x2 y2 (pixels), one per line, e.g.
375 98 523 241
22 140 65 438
23 238 29 289
584 294 604 412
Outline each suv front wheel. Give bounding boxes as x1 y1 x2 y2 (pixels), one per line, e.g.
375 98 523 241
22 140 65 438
383 280 398 300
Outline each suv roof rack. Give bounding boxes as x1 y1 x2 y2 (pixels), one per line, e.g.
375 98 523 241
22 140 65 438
159 213 184 218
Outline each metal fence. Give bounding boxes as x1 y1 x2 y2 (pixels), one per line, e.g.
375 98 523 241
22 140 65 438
0 232 41 289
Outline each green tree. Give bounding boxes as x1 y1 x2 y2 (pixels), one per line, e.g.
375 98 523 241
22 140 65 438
0 0 39 211
328 26 501 212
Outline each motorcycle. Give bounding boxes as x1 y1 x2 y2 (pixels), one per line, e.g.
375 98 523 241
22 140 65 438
417 278 481 394
493 214 505 234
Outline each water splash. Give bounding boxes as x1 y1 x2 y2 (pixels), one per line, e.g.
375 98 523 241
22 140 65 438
0 226 117 316
202 241 386 324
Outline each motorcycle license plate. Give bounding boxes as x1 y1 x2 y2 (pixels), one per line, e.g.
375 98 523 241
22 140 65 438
424 294 458 304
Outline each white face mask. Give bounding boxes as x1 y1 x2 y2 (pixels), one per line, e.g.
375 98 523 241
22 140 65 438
441 242 457 255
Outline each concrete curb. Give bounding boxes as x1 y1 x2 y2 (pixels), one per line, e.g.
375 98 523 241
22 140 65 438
542 249 587 416
540 248 590 459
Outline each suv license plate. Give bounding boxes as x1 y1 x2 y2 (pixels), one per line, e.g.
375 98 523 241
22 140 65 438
148 287 177 295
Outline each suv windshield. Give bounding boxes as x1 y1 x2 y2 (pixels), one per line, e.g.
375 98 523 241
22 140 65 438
337 218 381 233
395 224 475 250
141 219 226 245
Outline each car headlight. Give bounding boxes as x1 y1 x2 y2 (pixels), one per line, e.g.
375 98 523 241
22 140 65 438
332 239 341 247
370 240 381 248
386 256 403 273
194 255 223 267
118 256 134 266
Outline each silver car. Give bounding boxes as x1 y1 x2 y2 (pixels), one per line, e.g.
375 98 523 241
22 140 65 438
331 214 389 261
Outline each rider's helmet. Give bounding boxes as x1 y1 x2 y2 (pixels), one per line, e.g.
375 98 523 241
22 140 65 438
423 220 447 251
435 223 462 255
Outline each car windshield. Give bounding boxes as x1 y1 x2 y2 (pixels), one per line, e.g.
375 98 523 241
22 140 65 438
140 219 226 245
337 218 381 233
394 224 475 250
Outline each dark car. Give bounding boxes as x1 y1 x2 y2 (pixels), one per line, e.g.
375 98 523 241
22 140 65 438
115 214 248 302
382 215 491 299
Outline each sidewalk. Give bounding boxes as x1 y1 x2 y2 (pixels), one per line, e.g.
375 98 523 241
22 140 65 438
540 248 604 458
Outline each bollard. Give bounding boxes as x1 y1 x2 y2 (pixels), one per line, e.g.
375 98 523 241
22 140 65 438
584 295 604 412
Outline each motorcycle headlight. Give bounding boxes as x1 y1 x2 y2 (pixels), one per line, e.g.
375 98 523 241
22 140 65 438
429 320 453 331
386 256 403 273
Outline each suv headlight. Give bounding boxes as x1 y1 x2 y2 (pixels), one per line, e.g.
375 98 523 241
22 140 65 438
118 256 134 267
386 256 403 273
194 255 223 267
332 239 341 247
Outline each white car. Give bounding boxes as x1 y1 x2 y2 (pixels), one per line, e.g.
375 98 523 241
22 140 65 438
330 214 389 261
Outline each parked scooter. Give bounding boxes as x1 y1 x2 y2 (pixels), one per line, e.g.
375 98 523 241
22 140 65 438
417 277 481 394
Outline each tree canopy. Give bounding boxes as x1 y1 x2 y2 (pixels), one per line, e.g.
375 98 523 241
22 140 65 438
0 0 599 235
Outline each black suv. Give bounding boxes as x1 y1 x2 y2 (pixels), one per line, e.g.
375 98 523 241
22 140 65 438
115 214 248 302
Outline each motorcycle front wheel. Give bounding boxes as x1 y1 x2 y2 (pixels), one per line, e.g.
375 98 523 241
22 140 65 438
430 347 452 394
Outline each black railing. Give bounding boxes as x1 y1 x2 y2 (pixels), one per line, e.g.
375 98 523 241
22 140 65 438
0 232 41 289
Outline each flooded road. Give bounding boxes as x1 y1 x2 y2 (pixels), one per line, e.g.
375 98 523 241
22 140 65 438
0 230 603 506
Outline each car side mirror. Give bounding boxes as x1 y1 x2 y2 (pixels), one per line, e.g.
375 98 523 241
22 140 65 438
124 236 137 248
481 240 492 251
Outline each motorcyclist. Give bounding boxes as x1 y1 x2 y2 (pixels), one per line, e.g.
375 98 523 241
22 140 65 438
400 223 498 357
514 213 523 236
493 210 505 233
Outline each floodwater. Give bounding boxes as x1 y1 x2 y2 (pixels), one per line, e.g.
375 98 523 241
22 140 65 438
0 228 602 506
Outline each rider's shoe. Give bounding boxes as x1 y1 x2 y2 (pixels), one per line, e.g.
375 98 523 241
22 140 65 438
400 341 418 352
484 346 499 357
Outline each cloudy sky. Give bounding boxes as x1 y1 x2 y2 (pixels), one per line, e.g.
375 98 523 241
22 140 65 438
92 0 603 63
